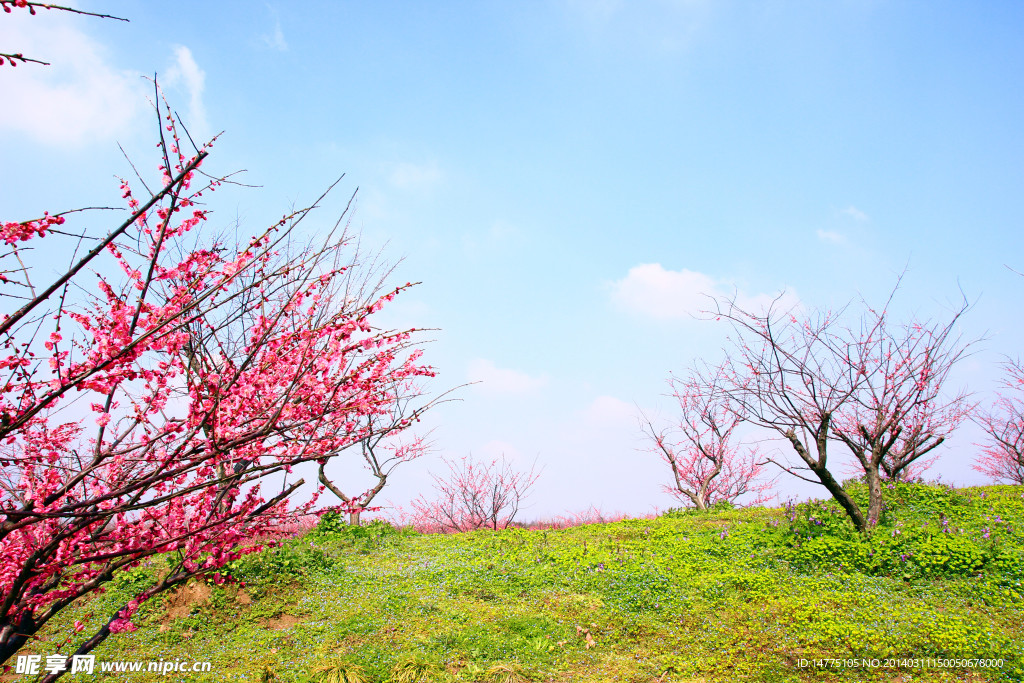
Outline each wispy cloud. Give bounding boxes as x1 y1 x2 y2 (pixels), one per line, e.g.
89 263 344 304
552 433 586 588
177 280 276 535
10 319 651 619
0 12 146 145
580 395 638 425
816 229 847 245
261 4 288 52
561 395 644 451
841 205 869 221
608 263 798 319
467 359 547 395
388 161 443 192
564 0 711 53
165 46 208 142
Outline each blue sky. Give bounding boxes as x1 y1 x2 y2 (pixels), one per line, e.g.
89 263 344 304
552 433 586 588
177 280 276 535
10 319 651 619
2 1 1022 520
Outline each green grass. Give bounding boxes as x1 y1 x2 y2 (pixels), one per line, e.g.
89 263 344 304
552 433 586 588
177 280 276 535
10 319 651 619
17 482 1024 682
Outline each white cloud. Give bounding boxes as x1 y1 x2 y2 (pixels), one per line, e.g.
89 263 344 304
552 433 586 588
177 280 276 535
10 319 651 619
388 161 442 192
841 205 869 221
261 5 288 52
580 395 638 425
608 263 798 320
467 359 547 395
609 264 716 319
0 11 147 145
262 23 288 52
164 46 208 142
816 229 846 245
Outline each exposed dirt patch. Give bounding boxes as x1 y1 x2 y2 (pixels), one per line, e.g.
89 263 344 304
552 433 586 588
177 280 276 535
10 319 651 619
264 613 301 630
162 580 213 621
156 583 253 631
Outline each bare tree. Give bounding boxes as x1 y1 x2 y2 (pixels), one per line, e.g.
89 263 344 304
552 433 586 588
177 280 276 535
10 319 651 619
318 393 434 525
642 362 770 510
829 300 975 493
974 358 1024 484
410 455 540 532
714 287 974 532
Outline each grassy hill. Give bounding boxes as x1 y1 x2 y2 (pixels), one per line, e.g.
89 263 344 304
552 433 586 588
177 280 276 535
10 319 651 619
19 482 1024 682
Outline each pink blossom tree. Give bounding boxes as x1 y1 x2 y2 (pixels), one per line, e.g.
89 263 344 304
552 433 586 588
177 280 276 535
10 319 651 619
974 359 1024 484
643 362 770 510
410 455 540 532
714 288 973 533
0 92 435 672
171 224 444 529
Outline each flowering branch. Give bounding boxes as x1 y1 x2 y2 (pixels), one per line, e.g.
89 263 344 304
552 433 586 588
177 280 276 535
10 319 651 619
0 1 128 68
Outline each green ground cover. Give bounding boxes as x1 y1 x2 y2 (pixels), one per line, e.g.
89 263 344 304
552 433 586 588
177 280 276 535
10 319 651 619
18 482 1024 682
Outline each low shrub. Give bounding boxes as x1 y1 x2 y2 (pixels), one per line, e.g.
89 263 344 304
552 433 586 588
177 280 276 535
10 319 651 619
221 540 337 584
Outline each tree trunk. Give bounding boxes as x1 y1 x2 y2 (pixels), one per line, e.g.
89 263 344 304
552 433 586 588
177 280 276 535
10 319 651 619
785 425 869 533
0 616 36 668
348 509 361 526
812 463 869 533
864 466 884 529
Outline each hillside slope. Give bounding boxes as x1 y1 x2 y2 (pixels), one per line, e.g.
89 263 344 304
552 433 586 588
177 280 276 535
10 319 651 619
17 482 1024 682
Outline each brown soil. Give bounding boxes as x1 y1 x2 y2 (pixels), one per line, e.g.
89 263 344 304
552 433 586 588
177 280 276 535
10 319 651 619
233 586 252 605
264 614 300 630
158 581 253 630
162 581 213 621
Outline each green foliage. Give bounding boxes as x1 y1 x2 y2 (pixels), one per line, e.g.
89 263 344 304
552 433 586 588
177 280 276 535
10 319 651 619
660 499 735 518
108 561 161 596
333 612 378 637
222 540 338 584
496 615 558 640
435 623 545 662
782 481 1024 585
992 546 1024 579
312 510 349 536
909 532 986 576
600 565 674 611
880 479 972 513
309 516 413 555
